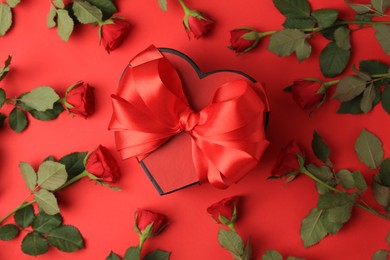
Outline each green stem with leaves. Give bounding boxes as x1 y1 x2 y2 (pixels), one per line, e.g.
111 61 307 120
300 167 390 221
322 73 390 88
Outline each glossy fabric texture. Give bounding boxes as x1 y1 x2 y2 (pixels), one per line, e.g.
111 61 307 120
109 45 270 188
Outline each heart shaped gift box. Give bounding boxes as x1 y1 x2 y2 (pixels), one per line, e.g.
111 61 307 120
109 46 270 195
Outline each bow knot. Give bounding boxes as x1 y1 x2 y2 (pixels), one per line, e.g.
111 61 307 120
179 109 201 132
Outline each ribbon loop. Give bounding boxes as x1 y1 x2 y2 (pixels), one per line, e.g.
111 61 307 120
109 45 270 189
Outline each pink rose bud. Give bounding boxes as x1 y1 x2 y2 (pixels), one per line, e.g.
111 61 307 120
134 208 168 239
271 140 304 177
186 12 214 39
65 81 94 119
291 80 324 110
229 28 261 54
207 196 239 225
85 145 120 183
101 17 131 53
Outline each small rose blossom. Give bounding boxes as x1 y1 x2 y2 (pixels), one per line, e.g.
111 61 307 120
65 81 94 119
291 80 323 110
207 196 239 225
134 208 168 238
185 12 214 39
229 28 260 54
101 17 131 53
85 145 120 183
271 140 304 176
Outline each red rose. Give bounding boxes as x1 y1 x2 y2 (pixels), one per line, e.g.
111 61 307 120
271 140 303 176
65 81 94 119
207 196 239 225
291 80 323 110
85 145 120 183
186 12 214 39
229 28 260 54
134 208 168 238
101 17 131 53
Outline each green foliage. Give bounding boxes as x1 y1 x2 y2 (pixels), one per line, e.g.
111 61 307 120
382 86 390 115
34 189 60 215
72 0 103 24
262 250 283 260
0 55 11 81
334 76 367 102
374 25 390 55
379 158 390 186
106 251 122 260
59 152 87 180
20 86 60 112
320 42 350 78
372 175 390 207
57 9 74 41
300 208 328 247
273 0 311 19
123 246 140 260
0 3 12 37
218 229 245 259
21 232 49 256
47 225 84 252
47 4 57 28
0 224 19 240
311 9 338 28
6 0 21 8
312 131 330 164
37 161 67 191
14 205 35 228
158 0 168 12
32 212 63 234
85 0 117 19
373 250 389 260
19 162 37 191
9 107 28 133
334 27 351 51
144 249 171 260
29 101 65 121
355 129 384 169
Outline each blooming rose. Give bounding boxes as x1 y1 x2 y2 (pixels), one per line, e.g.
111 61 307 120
65 81 94 119
207 196 239 225
291 80 323 110
185 12 214 39
229 28 260 54
134 208 168 238
85 145 120 183
101 17 131 53
271 140 304 176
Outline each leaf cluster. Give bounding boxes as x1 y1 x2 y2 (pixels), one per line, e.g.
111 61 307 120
0 0 21 37
218 228 251 260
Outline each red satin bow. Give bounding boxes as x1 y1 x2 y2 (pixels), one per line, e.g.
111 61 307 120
109 46 270 188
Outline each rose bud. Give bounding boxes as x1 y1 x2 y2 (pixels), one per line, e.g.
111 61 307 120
271 140 304 177
185 12 214 39
64 81 95 119
207 196 239 226
134 208 168 239
229 28 261 54
291 80 324 110
100 17 131 53
85 145 120 183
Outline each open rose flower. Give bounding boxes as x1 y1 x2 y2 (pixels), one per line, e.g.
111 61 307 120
100 17 131 53
271 140 304 177
291 80 324 110
134 208 168 239
207 196 239 225
65 81 94 118
229 28 261 54
85 145 120 183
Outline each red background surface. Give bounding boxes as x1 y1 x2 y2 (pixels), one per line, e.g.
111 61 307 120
1 0 390 259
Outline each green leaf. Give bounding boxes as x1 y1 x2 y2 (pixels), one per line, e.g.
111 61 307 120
47 4 57 28
345 1 372 14
14 204 35 228
0 224 19 240
0 55 11 81
53 0 65 9
317 193 355 210
20 86 59 112
262 250 283 260
336 169 355 189
374 24 390 55
360 83 376 113
37 161 67 191
34 189 60 215
337 87 381 114
29 101 65 121
387 230 390 246
47 225 84 252
300 208 328 247
19 162 37 191
355 129 384 169
379 158 390 186
371 0 390 14
59 152 87 180
8 107 28 133
32 211 63 234
6 0 20 8
21 232 49 256
273 0 311 19
144 249 171 260
123 246 140 260
333 76 367 102
218 229 244 256
286 257 306 260
351 64 372 81
282 17 316 29
158 0 167 12
320 42 351 78
312 131 330 164
382 85 390 115
243 238 252 260
268 29 310 62
106 251 121 260
0 88 5 108
311 9 339 28
85 0 117 19
373 175 390 206
56 9 74 41
0 3 12 37
320 211 343 235
0 113 5 127
327 202 354 224
373 250 389 260
334 27 351 51
321 23 348 40
73 0 103 24
360 60 389 75
352 171 368 191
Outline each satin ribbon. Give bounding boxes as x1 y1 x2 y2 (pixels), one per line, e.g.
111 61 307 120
109 45 270 188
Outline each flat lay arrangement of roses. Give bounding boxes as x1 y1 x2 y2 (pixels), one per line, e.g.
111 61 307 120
1 0 390 259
